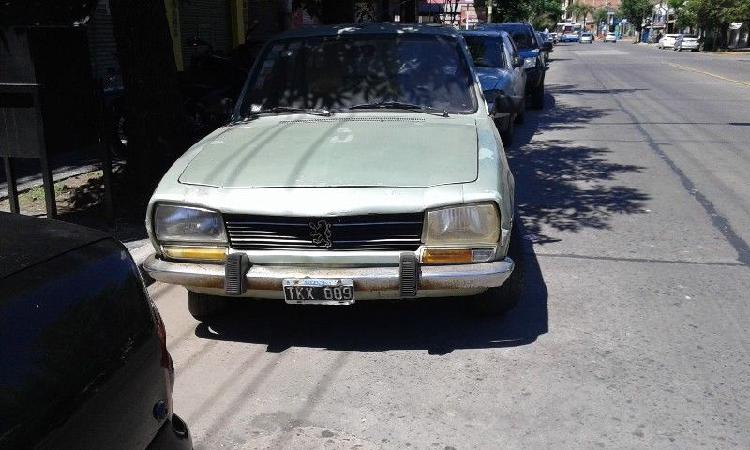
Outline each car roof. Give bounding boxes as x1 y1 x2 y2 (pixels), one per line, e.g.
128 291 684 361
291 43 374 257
273 23 462 40
0 212 109 279
460 29 508 38
477 23 533 31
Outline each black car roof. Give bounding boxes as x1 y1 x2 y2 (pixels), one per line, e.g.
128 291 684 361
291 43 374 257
273 23 462 40
0 212 109 279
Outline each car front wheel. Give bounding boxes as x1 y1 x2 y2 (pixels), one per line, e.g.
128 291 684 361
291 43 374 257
188 291 230 321
515 99 526 124
531 84 545 110
469 220 524 316
499 115 514 146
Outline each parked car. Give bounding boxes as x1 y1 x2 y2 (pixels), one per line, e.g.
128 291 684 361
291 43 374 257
477 22 547 109
536 31 552 65
604 32 617 43
561 32 579 42
0 213 191 450
658 34 680 49
462 29 527 144
143 24 522 318
548 32 559 43
674 34 699 51
579 32 593 44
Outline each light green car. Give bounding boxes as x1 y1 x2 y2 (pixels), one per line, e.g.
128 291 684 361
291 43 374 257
144 24 521 319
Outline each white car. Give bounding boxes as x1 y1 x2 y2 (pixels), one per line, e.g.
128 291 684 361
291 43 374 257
604 32 617 43
561 32 579 42
579 32 593 44
674 35 699 51
143 24 522 319
658 34 680 49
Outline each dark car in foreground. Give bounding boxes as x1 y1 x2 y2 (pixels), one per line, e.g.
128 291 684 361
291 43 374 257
0 213 191 450
477 22 548 109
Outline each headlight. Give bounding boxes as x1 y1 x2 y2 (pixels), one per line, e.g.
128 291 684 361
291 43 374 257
523 57 537 69
154 204 227 243
424 203 500 246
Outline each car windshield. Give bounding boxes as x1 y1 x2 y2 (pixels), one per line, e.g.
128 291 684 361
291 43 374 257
493 25 535 50
464 35 506 68
238 34 477 115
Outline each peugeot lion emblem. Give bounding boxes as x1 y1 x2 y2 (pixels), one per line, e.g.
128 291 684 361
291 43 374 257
309 220 333 248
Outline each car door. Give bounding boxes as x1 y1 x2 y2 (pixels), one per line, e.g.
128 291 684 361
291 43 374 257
503 33 526 103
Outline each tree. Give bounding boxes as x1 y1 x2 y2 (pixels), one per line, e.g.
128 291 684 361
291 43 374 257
473 0 562 28
567 2 595 31
109 0 189 200
680 0 749 49
592 7 609 33
530 0 564 31
619 0 652 42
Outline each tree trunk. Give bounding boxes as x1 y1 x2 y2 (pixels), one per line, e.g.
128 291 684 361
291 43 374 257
718 22 729 49
110 0 188 201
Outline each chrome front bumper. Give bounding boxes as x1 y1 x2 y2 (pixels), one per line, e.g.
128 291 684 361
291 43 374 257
143 255 515 300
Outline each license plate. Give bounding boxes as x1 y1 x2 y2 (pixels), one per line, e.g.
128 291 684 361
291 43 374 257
282 279 355 305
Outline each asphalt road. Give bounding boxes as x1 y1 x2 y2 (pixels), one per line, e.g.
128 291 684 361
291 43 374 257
151 41 750 449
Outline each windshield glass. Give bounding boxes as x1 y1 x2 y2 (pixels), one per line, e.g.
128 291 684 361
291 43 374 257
464 35 505 68
494 25 536 50
238 34 477 115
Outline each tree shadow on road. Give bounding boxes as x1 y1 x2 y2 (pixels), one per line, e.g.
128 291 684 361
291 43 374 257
507 90 650 244
195 225 547 355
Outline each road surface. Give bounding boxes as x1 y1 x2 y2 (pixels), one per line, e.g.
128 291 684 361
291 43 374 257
151 41 750 449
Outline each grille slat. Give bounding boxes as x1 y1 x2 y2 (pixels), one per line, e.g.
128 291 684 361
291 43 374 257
224 213 424 251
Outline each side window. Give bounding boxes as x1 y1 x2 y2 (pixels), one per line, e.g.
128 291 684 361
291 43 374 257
505 35 518 68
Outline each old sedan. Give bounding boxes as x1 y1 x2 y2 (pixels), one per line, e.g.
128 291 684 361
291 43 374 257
143 24 521 319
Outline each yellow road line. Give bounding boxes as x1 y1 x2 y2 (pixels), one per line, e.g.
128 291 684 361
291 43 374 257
667 62 750 88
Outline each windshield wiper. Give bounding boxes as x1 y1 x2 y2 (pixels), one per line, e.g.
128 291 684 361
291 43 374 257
262 106 333 116
349 101 449 117
236 106 332 122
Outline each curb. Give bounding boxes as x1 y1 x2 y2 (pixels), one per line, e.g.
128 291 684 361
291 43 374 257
0 164 101 201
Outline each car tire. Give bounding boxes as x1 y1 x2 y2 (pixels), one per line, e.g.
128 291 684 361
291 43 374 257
531 84 544 110
188 291 229 321
515 100 526 124
469 219 524 316
499 116 514 146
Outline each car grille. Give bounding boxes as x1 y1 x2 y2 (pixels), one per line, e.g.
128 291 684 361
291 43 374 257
224 213 424 251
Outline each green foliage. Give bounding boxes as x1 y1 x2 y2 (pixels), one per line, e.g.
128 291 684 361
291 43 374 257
473 0 562 28
592 7 609 27
618 0 651 31
681 0 749 29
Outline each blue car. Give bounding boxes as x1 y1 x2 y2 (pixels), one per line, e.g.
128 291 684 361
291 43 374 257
461 29 527 144
475 23 548 110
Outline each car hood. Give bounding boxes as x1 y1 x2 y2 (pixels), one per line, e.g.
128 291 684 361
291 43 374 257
474 67 513 92
517 48 539 58
178 114 478 189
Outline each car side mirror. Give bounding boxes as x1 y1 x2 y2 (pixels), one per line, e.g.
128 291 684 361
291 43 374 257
512 56 523 68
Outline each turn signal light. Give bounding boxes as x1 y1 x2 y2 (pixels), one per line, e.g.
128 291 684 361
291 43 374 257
162 246 227 262
421 248 473 264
